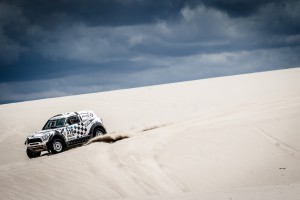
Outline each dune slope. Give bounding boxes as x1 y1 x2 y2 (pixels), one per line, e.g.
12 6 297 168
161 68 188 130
0 68 300 199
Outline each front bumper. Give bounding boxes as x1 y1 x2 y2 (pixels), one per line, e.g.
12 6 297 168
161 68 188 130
26 139 48 152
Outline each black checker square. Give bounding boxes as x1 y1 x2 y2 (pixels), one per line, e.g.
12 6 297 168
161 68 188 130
73 123 88 136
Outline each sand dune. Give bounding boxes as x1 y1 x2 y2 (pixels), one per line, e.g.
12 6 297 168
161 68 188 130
0 68 300 199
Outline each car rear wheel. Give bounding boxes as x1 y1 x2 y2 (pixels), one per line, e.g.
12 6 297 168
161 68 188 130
94 127 105 137
49 138 64 154
26 148 41 158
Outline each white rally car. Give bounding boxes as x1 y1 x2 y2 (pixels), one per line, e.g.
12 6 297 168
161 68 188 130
24 111 107 158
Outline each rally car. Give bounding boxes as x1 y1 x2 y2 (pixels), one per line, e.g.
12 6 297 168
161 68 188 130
24 111 107 158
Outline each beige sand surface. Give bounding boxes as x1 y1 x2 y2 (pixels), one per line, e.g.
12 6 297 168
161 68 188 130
0 68 300 199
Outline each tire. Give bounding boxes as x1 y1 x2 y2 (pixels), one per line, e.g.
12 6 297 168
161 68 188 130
93 127 105 137
26 148 41 159
49 138 64 154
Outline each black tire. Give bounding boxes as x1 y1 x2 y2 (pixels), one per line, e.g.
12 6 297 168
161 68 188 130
49 138 64 154
26 148 41 159
93 127 105 137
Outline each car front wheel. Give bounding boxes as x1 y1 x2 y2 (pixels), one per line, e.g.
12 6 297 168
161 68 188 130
49 138 64 154
26 148 41 158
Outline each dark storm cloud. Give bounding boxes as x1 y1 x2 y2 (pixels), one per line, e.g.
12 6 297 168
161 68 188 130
0 53 147 83
200 0 274 17
0 0 300 104
6 0 187 27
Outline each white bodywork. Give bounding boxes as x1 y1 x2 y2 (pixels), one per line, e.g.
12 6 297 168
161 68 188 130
25 110 103 152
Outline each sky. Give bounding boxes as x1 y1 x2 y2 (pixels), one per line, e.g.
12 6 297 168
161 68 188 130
0 0 300 104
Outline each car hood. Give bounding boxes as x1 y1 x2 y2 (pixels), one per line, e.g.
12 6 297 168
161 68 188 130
28 128 64 138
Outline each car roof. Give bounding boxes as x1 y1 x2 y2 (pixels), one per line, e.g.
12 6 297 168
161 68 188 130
49 111 93 120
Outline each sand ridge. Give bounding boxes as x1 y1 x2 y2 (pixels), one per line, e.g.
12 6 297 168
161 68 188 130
0 68 300 199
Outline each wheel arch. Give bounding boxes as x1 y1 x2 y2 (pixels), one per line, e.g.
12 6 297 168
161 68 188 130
89 122 107 136
47 131 68 149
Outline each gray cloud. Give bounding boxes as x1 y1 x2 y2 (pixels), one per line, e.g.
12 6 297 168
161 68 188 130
1 45 299 104
0 0 300 104
0 3 27 65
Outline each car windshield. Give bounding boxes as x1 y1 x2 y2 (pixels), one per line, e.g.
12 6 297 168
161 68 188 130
43 118 66 130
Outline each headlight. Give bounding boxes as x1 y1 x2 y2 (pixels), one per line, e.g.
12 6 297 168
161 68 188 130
41 133 50 141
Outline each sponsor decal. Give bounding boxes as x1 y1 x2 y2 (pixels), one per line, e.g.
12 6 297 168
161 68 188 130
66 128 75 138
67 131 76 138
80 114 89 121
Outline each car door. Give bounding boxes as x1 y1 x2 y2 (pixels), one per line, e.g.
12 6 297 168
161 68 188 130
65 115 80 141
66 115 88 140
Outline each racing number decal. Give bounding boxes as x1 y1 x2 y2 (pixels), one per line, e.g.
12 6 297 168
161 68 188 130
67 123 88 139
66 126 76 139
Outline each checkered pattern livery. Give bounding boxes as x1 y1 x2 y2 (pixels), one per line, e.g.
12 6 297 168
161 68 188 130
73 123 87 137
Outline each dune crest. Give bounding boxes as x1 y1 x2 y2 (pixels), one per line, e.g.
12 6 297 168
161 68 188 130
0 68 300 199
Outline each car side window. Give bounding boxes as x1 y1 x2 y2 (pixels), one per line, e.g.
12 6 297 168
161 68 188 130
67 115 80 125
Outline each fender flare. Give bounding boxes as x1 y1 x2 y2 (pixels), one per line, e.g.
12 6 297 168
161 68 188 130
89 122 107 136
47 130 68 149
